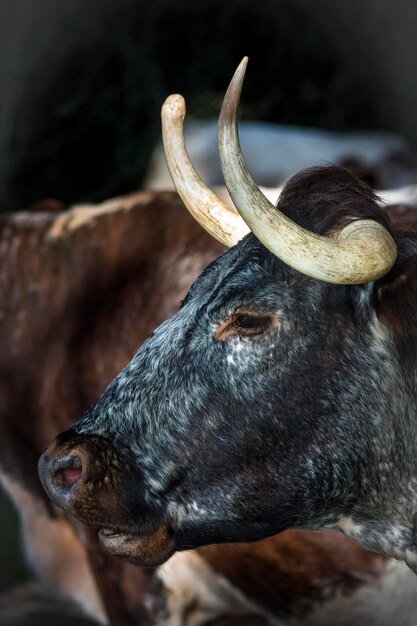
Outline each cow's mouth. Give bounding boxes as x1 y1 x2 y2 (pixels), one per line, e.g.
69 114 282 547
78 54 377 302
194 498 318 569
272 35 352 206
98 523 176 567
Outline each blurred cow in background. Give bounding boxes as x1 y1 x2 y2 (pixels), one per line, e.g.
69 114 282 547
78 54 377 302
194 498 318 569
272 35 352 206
145 120 417 191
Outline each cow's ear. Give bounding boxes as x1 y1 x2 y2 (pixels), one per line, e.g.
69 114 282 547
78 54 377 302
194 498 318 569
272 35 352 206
374 243 417 348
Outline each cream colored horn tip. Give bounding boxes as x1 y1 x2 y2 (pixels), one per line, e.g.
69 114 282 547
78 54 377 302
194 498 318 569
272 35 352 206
237 56 249 72
162 94 186 118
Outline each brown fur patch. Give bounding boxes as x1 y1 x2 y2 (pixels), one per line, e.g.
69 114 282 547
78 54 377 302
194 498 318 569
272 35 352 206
198 530 386 620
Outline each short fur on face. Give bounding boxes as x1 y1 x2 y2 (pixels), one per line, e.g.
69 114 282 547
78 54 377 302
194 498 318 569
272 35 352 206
41 166 417 569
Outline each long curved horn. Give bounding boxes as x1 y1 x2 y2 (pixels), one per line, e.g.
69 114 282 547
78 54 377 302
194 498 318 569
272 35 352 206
218 58 397 284
162 94 249 247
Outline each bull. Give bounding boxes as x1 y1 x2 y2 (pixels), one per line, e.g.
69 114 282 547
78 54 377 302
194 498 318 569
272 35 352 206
39 57 417 592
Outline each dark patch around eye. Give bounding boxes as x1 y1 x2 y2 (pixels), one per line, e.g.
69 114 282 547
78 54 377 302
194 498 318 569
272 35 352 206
215 312 277 341
233 314 268 329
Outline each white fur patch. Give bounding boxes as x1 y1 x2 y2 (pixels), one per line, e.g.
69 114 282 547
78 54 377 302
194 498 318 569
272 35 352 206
303 560 417 626
157 551 273 626
157 551 417 626
47 193 153 239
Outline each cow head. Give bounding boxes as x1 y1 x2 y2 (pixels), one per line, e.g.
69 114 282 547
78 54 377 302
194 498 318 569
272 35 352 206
39 60 417 570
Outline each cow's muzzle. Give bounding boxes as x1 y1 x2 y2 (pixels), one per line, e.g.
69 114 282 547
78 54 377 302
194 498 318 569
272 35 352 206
38 435 177 566
38 443 87 512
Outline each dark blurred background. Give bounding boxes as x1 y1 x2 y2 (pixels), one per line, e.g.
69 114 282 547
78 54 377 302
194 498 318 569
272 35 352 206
2 0 417 598
2 0 417 213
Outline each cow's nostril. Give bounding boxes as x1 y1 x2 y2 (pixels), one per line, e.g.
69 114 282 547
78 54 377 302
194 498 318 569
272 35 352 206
53 454 83 489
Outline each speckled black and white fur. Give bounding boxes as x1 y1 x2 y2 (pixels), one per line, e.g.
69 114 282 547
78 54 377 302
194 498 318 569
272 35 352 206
44 166 417 571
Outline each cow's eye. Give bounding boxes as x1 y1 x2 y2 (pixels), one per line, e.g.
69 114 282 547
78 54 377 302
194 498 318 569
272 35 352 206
234 313 270 331
215 312 275 340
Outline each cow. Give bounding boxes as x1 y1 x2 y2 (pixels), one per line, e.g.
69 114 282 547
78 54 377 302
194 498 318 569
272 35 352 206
35 58 417 625
3 192 417 626
2 182 417 626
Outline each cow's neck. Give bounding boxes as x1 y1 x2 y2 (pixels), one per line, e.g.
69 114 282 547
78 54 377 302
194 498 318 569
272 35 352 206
336 384 417 573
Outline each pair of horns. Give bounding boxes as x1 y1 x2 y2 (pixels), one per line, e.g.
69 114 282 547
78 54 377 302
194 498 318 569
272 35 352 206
162 57 396 284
